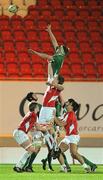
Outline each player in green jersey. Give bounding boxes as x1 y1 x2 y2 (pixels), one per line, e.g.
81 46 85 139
28 24 70 77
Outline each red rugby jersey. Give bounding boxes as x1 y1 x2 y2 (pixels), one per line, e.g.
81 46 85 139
64 111 78 136
43 86 61 107
18 111 37 133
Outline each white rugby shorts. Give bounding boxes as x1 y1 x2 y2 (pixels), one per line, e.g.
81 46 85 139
60 134 80 145
13 129 29 145
38 106 56 124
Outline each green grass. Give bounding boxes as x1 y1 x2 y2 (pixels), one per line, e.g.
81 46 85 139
0 164 103 180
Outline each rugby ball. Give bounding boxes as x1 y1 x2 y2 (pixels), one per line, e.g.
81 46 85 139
8 4 18 13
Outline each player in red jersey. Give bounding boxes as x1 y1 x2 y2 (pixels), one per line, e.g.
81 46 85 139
54 99 92 173
13 101 49 172
37 61 64 152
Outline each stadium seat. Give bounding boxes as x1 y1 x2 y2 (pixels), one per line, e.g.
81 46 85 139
39 30 50 41
15 41 28 52
13 30 26 41
10 15 23 30
87 20 99 31
90 31 102 42
77 30 90 41
1 30 13 41
82 52 95 63
92 42 103 52
20 63 33 77
41 42 53 53
6 63 20 77
69 52 82 63
74 19 87 31
5 51 17 63
79 42 92 52
97 64 103 78
84 63 98 78
29 41 40 50
3 40 15 51
27 30 39 41
18 52 31 63
62 20 75 31
65 31 76 42
30 54 43 64
0 19 10 30
78 8 91 17
68 41 79 53
32 63 46 78
95 53 103 63
60 63 72 79
36 19 48 30
24 19 37 30
0 63 7 77
71 63 85 79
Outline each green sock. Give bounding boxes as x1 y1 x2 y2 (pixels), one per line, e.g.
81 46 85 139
23 152 37 169
62 152 70 169
82 155 95 167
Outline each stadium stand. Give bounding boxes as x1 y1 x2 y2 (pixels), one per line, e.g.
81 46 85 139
0 0 103 81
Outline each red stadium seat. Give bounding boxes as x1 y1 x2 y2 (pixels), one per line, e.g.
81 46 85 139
38 19 48 30
79 42 92 52
74 19 87 31
10 15 23 30
5 51 17 63
20 63 32 77
51 19 61 30
97 64 103 78
29 41 40 50
4 41 15 51
41 42 53 53
6 63 19 77
62 20 75 31
18 52 31 63
77 30 90 41
95 53 103 63
30 54 43 64
78 8 91 18
24 19 37 30
32 63 46 78
82 52 95 63
92 42 103 52
13 30 26 41
69 52 82 63
87 20 99 31
15 41 28 52
71 63 85 78
27 30 39 41
0 63 7 77
90 31 102 42
39 30 50 41
0 19 10 30
1 30 13 41
65 31 76 42
68 41 80 53
84 63 98 78
60 63 72 79
66 8 78 18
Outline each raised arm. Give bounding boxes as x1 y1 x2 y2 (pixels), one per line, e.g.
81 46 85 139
28 49 52 60
46 24 59 50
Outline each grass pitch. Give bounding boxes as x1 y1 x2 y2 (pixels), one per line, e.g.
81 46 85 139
0 164 103 180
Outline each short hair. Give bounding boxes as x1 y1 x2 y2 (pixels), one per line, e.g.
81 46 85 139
62 45 70 55
26 92 37 102
68 98 79 112
58 75 64 84
29 102 37 112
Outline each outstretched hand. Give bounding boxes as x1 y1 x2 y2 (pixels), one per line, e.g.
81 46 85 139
46 24 51 32
28 49 35 54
